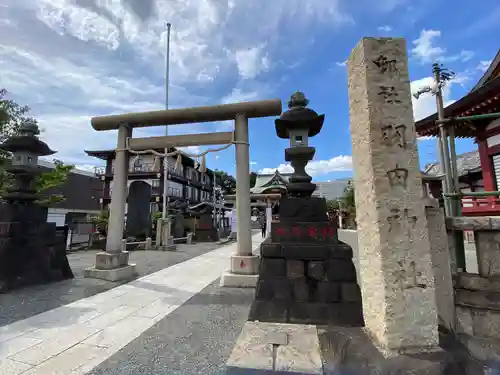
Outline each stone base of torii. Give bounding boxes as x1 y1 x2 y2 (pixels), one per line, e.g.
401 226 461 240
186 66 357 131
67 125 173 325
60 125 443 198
220 193 281 288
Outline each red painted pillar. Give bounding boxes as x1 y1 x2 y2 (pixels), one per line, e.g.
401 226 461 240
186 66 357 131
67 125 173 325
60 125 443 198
477 135 495 191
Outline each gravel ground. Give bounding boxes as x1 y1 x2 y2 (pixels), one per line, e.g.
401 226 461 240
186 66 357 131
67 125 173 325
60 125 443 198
87 279 254 375
0 242 230 327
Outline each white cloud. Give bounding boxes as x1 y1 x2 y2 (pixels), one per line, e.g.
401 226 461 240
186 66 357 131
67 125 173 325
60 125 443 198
74 164 100 172
0 0 352 168
377 25 392 32
233 45 270 79
411 29 445 63
411 29 474 64
335 61 347 67
411 76 456 122
477 60 492 72
250 161 257 165
259 155 352 176
179 146 202 156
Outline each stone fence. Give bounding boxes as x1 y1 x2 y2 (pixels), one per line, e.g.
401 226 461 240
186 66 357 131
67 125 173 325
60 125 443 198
341 211 500 364
448 216 500 362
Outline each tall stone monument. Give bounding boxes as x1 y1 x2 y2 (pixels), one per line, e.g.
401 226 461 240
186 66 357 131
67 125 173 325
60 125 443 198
347 38 439 354
248 92 363 325
0 122 74 293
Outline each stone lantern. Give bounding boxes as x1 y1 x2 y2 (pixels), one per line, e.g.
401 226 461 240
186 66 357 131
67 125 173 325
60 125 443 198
0 121 73 293
248 92 363 326
275 91 324 198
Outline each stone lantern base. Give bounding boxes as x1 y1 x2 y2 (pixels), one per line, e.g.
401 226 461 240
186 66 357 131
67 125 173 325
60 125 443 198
0 205 74 293
248 196 364 325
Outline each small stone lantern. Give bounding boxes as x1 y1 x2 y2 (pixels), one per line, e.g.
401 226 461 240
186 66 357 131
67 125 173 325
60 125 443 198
0 121 73 293
275 91 324 197
1 121 55 204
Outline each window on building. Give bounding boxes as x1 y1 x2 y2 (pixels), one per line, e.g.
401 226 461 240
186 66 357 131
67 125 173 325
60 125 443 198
493 154 500 190
133 156 143 171
151 179 160 187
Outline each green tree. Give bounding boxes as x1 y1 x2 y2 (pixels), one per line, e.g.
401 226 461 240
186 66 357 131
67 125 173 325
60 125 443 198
326 199 339 210
35 160 75 205
0 89 74 204
341 182 355 211
213 169 236 195
341 182 356 229
250 171 257 188
90 208 109 236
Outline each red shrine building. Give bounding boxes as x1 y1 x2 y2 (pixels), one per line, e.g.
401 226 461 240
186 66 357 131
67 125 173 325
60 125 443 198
416 49 500 216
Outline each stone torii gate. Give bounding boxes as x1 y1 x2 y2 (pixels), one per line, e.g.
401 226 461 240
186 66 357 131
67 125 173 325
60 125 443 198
84 99 282 284
224 193 282 238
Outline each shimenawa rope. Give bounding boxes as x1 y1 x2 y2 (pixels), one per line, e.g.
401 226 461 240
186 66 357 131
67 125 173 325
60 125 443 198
116 131 248 173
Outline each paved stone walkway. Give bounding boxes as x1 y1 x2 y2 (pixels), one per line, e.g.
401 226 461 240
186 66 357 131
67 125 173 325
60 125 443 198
0 242 226 327
0 233 264 375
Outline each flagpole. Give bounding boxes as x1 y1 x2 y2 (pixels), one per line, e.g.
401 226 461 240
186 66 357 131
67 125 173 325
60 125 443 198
161 22 171 219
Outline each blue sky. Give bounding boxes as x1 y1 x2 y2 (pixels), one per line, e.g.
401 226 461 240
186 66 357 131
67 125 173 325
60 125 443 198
0 0 499 181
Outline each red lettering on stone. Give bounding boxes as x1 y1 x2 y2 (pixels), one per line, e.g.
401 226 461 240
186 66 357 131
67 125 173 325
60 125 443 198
328 226 335 238
275 227 287 236
240 260 246 268
320 226 335 239
307 226 318 238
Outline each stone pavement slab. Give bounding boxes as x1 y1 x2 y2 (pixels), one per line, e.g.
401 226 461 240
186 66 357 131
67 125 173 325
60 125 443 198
0 242 228 327
87 279 256 375
0 233 264 375
226 322 322 375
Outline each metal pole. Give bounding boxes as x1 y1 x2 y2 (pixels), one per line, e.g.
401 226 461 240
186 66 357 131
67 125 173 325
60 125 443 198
435 69 466 272
435 70 453 216
162 22 172 220
449 126 460 214
213 172 217 228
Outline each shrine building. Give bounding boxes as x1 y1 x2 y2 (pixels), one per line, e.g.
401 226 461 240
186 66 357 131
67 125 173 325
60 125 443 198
416 49 500 216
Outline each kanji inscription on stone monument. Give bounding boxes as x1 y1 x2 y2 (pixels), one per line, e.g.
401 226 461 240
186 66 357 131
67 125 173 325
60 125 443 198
378 85 402 104
373 54 398 74
348 37 439 354
393 260 426 290
381 124 407 149
387 208 417 240
386 165 409 189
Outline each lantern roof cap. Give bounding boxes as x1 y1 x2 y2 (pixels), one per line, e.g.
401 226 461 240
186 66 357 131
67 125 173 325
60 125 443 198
0 121 55 155
275 91 324 139
19 121 40 136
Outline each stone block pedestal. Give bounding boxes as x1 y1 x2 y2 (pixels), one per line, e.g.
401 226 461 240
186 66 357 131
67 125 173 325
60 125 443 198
220 254 260 288
248 198 364 326
84 251 137 282
156 236 177 251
